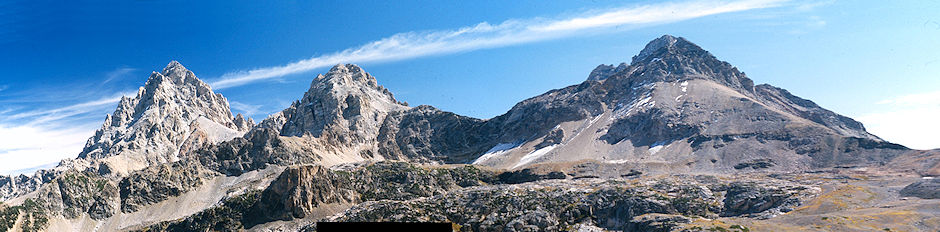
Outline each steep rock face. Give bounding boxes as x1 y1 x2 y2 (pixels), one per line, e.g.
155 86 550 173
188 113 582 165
118 160 218 213
375 105 499 163
77 61 252 175
35 172 119 220
244 165 356 225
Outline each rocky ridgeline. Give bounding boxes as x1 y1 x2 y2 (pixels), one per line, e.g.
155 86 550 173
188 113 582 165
900 178 940 199
193 65 500 177
138 162 815 231
468 35 908 171
1 35 937 231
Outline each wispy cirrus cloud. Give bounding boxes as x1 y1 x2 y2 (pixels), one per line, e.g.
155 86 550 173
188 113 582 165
229 101 263 117
0 91 132 175
4 92 131 126
102 67 137 84
210 0 787 89
0 123 98 175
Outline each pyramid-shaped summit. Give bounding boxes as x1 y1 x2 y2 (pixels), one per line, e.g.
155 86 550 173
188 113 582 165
467 34 905 170
77 61 253 176
632 34 682 62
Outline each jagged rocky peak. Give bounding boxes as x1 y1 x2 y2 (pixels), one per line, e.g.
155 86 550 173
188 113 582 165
587 62 628 81
233 113 254 131
309 64 400 104
624 34 755 93
632 34 680 63
277 64 408 138
77 61 251 174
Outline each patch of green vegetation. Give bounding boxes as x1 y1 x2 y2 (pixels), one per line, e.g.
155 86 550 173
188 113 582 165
0 204 20 231
0 199 50 232
730 224 750 232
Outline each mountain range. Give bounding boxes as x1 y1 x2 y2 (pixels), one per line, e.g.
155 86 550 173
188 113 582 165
1 35 937 231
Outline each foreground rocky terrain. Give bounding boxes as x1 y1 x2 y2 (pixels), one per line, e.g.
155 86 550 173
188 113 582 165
0 35 938 231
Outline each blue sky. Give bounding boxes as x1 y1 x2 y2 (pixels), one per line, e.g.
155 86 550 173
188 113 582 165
1 0 938 174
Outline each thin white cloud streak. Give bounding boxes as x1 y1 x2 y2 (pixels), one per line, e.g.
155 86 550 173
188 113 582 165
875 90 940 106
0 123 98 175
229 101 262 116
102 67 137 84
4 93 128 126
0 91 134 175
211 0 786 89
858 90 940 150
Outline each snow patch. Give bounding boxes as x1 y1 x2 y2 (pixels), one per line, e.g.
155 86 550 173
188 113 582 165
513 145 557 169
648 141 668 155
605 159 630 164
589 115 602 125
195 117 244 143
636 96 652 107
472 143 519 164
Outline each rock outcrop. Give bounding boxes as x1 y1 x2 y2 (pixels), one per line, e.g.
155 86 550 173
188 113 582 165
35 172 119 220
142 162 501 230
119 160 219 213
900 178 940 199
144 165 816 231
